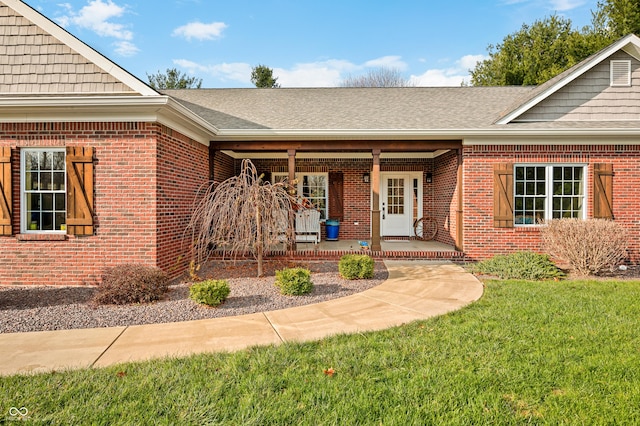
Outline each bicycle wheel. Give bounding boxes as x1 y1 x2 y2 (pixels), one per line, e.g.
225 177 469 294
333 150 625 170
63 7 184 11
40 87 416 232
414 217 437 241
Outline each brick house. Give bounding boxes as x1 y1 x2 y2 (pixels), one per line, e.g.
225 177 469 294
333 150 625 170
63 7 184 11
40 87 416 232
1 0 640 285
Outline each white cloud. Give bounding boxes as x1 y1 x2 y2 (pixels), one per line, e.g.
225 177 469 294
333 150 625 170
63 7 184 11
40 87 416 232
114 41 139 57
173 55 486 88
174 58 358 87
57 0 132 39
275 59 359 87
363 56 408 71
410 54 486 86
458 54 486 70
55 0 137 56
174 59 251 83
172 21 228 41
548 0 585 11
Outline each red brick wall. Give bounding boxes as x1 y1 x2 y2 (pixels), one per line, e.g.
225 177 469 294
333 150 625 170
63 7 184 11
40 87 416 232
0 122 209 286
211 150 235 183
463 144 640 262
244 157 441 240
155 125 210 277
433 150 458 247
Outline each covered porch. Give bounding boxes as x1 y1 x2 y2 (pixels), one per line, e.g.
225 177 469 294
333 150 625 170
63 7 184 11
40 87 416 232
210 139 465 256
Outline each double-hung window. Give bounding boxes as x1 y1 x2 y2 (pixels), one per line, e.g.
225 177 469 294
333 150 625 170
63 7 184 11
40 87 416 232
273 172 328 219
21 148 66 232
514 164 585 225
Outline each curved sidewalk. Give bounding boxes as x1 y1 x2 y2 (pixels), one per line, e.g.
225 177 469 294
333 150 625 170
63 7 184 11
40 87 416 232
0 261 483 376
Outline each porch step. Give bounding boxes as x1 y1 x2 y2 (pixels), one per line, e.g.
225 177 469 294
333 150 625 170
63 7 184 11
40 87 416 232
250 249 466 262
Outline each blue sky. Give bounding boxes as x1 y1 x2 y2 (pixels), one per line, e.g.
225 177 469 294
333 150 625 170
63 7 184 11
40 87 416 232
26 0 598 88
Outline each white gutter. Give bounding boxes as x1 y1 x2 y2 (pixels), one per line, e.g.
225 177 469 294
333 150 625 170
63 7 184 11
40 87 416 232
0 96 219 145
213 126 640 142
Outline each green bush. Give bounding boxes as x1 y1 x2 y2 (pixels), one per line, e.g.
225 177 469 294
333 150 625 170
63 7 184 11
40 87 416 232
339 254 374 279
190 279 231 307
94 264 169 305
274 267 313 296
471 251 565 281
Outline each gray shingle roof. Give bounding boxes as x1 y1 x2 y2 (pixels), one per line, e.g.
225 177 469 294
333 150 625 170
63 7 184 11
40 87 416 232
162 87 534 131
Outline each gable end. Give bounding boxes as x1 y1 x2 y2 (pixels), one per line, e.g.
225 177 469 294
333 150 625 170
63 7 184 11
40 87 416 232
514 51 640 122
0 0 157 96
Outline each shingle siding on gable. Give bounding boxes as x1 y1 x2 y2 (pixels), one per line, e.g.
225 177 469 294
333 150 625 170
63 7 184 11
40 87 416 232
518 51 640 121
0 5 135 95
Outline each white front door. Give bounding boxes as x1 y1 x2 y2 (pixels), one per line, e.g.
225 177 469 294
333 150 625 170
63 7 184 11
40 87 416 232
380 173 421 236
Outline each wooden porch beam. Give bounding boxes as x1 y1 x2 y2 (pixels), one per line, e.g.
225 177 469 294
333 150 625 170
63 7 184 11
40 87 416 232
213 140 462 152
371 149 381 252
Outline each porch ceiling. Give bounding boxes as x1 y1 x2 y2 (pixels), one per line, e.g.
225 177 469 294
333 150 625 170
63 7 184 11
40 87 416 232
221 150 453 160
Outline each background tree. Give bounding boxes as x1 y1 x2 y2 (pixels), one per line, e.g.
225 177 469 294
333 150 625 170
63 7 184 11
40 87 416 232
147 68 202 89
340 67 414 87
471 15 601 86
186 160 295 277
471 1 640 87
592 0 640 39
251 65 280 88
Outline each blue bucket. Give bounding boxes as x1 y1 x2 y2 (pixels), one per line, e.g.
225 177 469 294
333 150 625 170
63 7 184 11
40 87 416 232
325 219 339 240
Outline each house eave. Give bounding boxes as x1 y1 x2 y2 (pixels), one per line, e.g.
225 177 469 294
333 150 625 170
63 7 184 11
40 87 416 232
0 96 218 145
214 129 467 141
214 126 640 142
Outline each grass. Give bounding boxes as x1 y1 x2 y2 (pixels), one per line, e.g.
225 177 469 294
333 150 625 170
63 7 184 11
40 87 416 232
2 279 640 424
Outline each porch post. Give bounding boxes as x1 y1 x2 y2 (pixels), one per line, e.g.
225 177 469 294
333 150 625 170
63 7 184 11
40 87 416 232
287 149 296 250
456 148 464 251
371 149 381 251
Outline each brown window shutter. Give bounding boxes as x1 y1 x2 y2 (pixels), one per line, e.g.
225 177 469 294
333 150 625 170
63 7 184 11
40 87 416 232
493 163 514 228
593 163 613 219
66 146 95 235
328 171 344 221
0 147 12 235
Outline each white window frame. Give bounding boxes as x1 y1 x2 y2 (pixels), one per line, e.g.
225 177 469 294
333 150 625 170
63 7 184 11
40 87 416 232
273 172 329 220
514 164 587 227
20 148 67 234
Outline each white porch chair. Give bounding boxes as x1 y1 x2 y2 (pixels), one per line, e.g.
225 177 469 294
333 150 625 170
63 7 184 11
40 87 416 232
295 209 321 244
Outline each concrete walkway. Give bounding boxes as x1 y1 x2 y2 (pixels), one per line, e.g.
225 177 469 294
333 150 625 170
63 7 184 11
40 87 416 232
0 261 483 376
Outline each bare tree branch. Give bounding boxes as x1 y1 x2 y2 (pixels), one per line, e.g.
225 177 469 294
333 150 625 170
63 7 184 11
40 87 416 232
185 160 296 276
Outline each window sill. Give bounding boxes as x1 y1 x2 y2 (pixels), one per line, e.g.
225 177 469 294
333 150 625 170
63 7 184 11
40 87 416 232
16 233 68 241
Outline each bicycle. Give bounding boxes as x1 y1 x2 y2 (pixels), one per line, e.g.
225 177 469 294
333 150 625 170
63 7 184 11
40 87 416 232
413 216 438 241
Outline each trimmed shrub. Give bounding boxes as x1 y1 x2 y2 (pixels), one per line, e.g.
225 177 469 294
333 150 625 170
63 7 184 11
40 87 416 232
94 264 169 305
274 267 313 296
190 279 230 307
471 251 565 280
339 254 374 279
541 218 628 276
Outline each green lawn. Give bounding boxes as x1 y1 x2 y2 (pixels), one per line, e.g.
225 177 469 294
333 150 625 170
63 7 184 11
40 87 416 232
2 279 640 425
